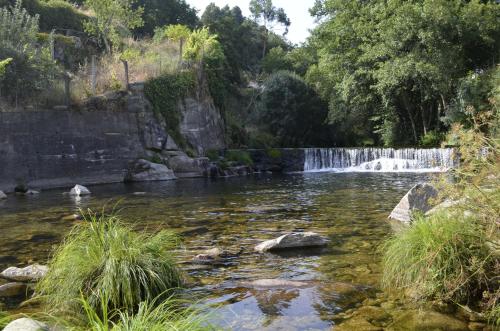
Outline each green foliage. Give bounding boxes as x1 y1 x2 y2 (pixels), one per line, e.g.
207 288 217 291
0 0 88 32
144 71 195 148
37 210 183 316
83 0 144 53
163 24 191 43
183 28 224 63
0 0 59 103
266 148 281 159
0 57 12 76
258 71 332 147
382 211 492 302
79 295 213 331
225 150 253 166
133 0 198 37
420 130 444 147
447 66 500 130
309 0 500 146
262 47 291 74
201 4 263 82
205 149 220 162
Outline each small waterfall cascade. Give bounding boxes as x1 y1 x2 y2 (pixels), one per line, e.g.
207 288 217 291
303 148 456 173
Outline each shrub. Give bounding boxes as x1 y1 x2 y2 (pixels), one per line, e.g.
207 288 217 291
382 211 493 303
420 130 444 147
37 210 183 316
205 149 220 162
266 148 281 159
225 150 253 166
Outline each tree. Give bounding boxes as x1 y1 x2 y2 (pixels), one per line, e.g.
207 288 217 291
133 0 198 36
258 71 332 147
83 0 144 53
249 0 290 59
308 0 500 146
163 24 191 66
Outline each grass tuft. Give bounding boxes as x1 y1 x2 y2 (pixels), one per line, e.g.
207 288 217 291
382 210 493 302
37 210 183 316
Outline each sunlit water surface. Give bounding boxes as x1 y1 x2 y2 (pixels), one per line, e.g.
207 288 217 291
0 173 459 330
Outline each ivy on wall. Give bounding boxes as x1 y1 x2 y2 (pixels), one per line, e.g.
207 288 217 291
144 70 195 148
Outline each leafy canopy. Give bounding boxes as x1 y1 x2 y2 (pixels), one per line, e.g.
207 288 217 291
84 0 144 53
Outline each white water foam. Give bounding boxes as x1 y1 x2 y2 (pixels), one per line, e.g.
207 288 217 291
304 148 456 173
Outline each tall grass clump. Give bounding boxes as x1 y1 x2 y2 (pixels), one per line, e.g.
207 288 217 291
79 295 214 331
382 109 499 324
37 210 183 316
382 211 492 302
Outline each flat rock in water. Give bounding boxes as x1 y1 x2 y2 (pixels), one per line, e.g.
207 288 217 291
240 279 312 289
255 232 329 252
0 264 48 282
3 318 50 331
69 184 91 196
0 190 6 199
388 183 438 223
0 282 28 297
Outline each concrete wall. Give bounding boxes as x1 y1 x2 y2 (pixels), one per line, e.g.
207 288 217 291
0 91 171 192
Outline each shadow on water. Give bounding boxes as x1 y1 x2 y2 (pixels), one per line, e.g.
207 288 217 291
0 172 454 330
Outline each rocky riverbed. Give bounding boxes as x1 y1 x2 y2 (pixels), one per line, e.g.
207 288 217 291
0 173 483 330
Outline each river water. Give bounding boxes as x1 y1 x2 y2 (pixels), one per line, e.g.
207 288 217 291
0 172 469 330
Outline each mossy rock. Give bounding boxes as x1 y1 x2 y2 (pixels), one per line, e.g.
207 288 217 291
387 310 468 331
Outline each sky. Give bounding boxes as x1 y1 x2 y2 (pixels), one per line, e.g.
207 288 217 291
185 0 317 44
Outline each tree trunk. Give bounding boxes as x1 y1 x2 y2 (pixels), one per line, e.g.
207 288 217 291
402 93 418 143
179 39 184 68
421 105 427 136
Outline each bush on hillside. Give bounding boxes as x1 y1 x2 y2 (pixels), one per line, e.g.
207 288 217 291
37 210 183 316
0 0 87 32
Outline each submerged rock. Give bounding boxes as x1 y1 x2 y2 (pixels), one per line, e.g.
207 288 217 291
0 190 6 199
389 183 438 223
192 247 242 264
255 232 329 252
387 310 468 331
0 264 48 282
125 159 176 182
240 279 312 289
69 184 91 196
3 318 50 331
0 282 28 297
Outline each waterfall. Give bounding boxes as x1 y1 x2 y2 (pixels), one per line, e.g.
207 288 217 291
303 148 456 173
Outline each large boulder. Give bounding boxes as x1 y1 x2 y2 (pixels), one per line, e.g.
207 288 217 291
389 183 438 223
0 190 6 199
165 151 209 178
125 159 176 182
3 318 50 331
255 232 329 253
0 264 48 282
69 184 91 196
